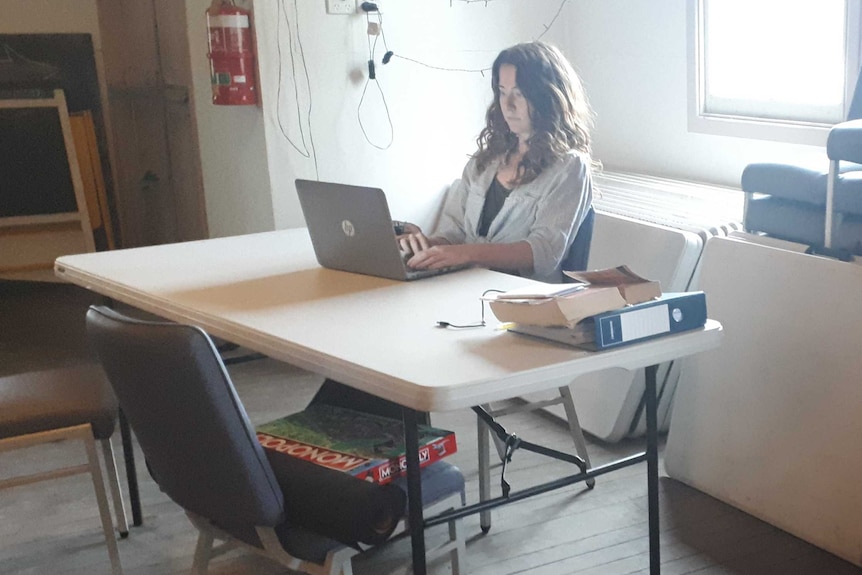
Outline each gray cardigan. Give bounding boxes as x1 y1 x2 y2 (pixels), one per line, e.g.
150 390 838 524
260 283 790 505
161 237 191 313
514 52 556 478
432 150 593 283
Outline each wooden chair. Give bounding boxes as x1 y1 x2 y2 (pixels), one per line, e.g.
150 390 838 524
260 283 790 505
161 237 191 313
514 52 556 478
0 364 128 575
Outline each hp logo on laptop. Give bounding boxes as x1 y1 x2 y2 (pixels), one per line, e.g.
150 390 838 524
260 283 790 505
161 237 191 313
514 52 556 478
341 219 355 237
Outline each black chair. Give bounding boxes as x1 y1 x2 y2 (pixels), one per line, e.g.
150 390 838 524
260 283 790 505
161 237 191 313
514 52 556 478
741 70 862 256
561 205 595 278
85 306 465 575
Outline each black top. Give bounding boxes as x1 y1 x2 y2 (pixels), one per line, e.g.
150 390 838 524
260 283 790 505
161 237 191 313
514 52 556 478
477 177 512 237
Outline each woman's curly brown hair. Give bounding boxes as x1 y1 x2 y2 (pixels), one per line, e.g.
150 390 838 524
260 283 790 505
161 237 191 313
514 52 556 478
473 42 595 186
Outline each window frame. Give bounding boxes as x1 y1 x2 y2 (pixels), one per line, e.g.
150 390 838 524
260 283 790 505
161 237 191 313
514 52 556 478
687 0 862 146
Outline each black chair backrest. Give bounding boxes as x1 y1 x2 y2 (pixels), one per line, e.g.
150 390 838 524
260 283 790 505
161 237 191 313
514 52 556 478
848 67 862 121
561 206 595 280
85 306 284 528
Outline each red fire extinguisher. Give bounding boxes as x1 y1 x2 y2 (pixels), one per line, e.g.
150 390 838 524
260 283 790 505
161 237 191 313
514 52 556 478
206 1 257 106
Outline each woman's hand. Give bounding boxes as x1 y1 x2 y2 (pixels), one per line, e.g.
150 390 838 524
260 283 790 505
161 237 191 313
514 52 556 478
407 244 474 270
407 241 533 273
395 222 434 255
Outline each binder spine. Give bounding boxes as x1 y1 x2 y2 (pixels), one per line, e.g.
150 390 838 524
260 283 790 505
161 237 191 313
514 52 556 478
597 304 670 346
593 292 707 349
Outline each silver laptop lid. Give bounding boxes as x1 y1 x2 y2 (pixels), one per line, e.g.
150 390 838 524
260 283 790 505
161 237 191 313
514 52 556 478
296 179 411 280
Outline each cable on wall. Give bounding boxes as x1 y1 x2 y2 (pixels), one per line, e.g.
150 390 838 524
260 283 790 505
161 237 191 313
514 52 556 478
450 0 504 6
534 0 569 41
388 54 491 76
357 3 394 149
352 0 570 149
276 0 319 179
382 0 571 76
269 0 570 157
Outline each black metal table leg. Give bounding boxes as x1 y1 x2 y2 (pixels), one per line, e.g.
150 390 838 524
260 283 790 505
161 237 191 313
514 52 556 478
645 364 660 574
403 408 427 575
118 408 142 526
477 413 492 532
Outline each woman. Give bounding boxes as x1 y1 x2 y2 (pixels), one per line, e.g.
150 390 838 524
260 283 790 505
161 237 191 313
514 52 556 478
309 42 597 419
399 41 595 283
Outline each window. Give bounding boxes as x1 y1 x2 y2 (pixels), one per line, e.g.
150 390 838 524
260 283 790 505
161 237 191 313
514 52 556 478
687 0 862 145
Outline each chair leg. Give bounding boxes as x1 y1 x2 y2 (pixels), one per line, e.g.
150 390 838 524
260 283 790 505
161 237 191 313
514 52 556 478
190 528 215 575
558 386 595 488
448 517 465 575
477 408 492 533
83 431 124 575
826 159 838 248
393 512 464 575
742 191 752 232
101 437 129 537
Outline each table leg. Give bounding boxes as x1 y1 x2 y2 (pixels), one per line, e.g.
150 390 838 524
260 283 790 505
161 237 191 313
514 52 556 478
477 411 492 532
118 408 142 526
403 408 427 575
645 364 660 574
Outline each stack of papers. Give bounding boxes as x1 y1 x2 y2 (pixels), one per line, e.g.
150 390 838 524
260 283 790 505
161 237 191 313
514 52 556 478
564 265 662 306
486 284 626 327
490 283 588 302
486 265 661 328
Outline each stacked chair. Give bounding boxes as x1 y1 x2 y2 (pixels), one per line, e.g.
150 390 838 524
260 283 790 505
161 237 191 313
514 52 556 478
742 69 862 256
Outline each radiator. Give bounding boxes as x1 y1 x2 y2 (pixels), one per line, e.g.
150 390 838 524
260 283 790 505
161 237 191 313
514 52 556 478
593 171 745 241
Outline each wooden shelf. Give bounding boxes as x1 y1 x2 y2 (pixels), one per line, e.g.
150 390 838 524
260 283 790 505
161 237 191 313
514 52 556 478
0 213 83 228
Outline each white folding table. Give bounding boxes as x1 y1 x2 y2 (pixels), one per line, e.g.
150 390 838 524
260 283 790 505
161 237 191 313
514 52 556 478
55 228 722 574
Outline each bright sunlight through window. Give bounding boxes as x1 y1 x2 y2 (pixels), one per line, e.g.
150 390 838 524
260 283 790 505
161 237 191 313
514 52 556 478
703 0 846 124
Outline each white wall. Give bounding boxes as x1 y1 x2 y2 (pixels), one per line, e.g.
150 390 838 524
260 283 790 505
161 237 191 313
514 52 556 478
10 1 830 236
250 0 573 231
563 0 827 187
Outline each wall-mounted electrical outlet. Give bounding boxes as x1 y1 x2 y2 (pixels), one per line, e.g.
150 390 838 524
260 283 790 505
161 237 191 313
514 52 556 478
326 0 355 15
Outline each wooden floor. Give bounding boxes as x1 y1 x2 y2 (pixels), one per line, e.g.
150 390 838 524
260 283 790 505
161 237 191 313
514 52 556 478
1 280 859 575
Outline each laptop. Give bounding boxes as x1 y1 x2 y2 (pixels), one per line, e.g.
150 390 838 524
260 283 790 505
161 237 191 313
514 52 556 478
295 179 465 281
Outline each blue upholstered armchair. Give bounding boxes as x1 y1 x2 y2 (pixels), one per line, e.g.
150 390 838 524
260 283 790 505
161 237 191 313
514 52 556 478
741 70 862 256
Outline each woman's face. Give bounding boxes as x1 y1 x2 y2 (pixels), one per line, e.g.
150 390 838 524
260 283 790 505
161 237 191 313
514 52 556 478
498 64 533 141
